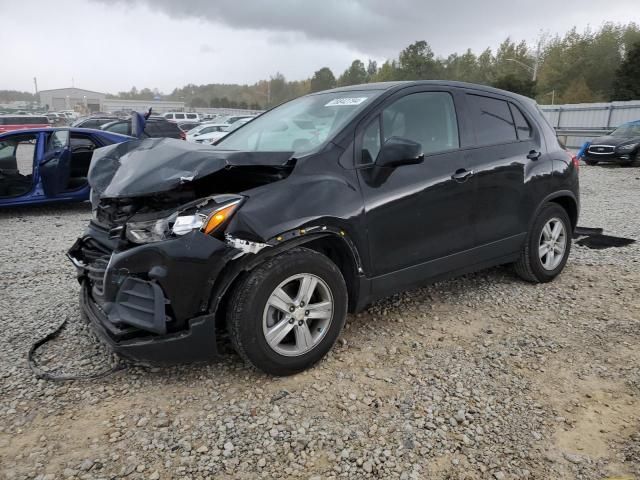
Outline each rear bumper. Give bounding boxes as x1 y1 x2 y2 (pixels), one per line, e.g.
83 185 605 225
69 224 241 364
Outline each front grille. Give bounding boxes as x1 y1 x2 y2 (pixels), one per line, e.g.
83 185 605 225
588 145 615 155
79 237 113 297
86 257 109 296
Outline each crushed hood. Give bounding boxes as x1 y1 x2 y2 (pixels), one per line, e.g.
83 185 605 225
89 138 294 199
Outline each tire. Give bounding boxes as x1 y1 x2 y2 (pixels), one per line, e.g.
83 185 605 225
514 203 572 283
226 247 348 376
621 154 640 167
584 159 598 166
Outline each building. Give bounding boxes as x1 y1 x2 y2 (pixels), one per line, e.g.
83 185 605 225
39 87 106 113
102 98 185 114
38 88 186 114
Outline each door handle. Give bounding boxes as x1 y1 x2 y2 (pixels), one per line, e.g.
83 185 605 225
527 150 541 160
451 169 474 182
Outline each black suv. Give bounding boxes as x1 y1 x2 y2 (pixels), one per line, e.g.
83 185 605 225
69 81 579 375
584 121 640 166
71 116 119 129
100 117 184 139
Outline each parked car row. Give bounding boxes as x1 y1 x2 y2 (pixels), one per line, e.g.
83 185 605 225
0 115 50 133
186 118 252 144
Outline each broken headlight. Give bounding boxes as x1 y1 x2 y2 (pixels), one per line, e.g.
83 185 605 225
125 196 243 244
617 143 638 153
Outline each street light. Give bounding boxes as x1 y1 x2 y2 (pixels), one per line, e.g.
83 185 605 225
506 58 537 82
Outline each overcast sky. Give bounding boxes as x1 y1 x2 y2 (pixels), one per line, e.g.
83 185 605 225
1 0 638 94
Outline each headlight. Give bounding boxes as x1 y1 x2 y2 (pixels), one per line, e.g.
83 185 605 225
125 197 242 244
617 143 638 152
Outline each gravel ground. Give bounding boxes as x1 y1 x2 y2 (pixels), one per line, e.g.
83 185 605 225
0 165 639 480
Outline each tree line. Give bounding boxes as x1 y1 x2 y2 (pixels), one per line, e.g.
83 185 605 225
3 23 639 109
178 23 640 108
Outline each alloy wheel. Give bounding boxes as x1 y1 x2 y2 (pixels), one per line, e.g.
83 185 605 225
262 274 334 357
538 217 567 271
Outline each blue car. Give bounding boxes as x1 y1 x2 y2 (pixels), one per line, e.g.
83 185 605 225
0 127 131 207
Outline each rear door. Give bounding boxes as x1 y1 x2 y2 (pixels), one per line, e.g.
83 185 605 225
463 93 543 250
0 132 40 199
356 87 476 290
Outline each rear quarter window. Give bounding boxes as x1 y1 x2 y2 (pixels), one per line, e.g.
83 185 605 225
509 103 533 140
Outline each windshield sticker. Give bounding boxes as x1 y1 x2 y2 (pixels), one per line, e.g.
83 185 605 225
325 97 368 107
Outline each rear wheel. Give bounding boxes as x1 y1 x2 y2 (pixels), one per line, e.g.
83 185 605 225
226 247 347 376
514 203 572 283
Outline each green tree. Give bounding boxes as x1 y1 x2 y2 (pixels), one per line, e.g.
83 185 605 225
310 67 337 92
562 77 594 103
398 41 442 80
612 41 640 100
190 96 207 108
366 60 378 80
492 74 536 97
338 60 368 86
268 73 291 105
477 48 495 84
373 60 401 82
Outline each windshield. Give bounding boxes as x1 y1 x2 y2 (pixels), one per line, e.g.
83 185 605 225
216 90 382 155
611 123 640 137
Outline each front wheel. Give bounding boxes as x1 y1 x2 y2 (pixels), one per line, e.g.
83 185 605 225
514 203 572 283
584 159 598 166
226 247 347 376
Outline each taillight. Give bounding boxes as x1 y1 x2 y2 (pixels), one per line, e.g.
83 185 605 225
566 150 579 171
179 131 186 140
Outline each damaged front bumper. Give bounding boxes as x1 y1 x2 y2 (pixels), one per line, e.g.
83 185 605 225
68 223 241 364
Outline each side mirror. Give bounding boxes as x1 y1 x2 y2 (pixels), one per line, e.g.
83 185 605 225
376 137 424 168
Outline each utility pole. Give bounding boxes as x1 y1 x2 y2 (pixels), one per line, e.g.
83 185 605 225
532 39 541 82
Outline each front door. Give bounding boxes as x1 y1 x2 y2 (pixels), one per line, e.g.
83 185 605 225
40 130 71 196
355 88 476 296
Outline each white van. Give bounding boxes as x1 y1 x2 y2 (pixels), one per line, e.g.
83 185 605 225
163 112 200 122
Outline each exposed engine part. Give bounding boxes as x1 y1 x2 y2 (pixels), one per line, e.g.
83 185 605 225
226 235 270 255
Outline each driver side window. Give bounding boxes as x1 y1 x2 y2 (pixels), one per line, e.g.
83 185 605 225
382 92 459 155
360 91 460 165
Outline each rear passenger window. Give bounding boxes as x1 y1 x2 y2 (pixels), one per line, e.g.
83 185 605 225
468 95 517 146
381 92 459 155
175 113 185 120
509 103 532 140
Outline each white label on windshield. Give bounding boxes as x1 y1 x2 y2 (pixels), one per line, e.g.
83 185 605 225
325 97 368 107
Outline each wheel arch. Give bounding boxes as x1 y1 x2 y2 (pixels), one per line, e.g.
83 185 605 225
532 191 579 232
208 230 365 332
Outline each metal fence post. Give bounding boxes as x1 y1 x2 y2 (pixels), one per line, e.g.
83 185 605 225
556 107 562 128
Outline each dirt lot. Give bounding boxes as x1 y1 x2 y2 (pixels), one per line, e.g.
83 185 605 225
0 166 638 479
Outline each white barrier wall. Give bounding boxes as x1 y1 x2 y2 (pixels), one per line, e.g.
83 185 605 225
539 101 640 129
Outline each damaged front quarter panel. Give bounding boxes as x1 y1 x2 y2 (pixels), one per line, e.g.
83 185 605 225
225 235 270 257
